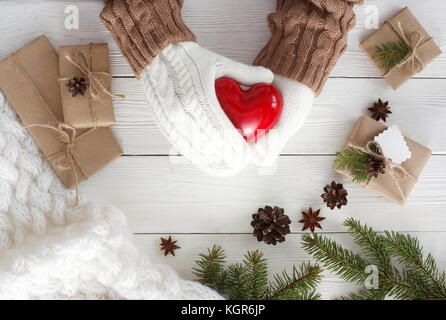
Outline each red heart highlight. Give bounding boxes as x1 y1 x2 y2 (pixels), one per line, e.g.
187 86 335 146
215 77 283 143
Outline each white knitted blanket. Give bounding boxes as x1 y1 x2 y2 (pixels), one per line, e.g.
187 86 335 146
0 92 222 300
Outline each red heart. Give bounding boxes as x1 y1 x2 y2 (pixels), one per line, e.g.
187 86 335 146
215 77 283 143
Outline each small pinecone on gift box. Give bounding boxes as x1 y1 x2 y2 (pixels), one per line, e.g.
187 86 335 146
321 181 348 210
251 206 291 245
67 77 88 97
365 157 386 178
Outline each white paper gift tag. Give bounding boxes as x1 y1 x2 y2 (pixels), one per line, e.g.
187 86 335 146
374 125 412 165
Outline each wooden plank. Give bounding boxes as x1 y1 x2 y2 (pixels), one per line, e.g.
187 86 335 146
0 0 445 78
82 155 446 234
110 77 446 155
133 232 446 300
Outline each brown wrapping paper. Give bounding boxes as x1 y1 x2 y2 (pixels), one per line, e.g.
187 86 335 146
0 35 122 189
360 7 442 90
59 43 115 128
336 116 431 205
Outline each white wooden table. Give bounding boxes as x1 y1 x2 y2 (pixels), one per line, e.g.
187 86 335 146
1 0 446 299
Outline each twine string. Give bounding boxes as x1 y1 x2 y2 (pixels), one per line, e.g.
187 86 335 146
58 44 125 127
384 21 434 76
348 140 417 201
25 123 80 206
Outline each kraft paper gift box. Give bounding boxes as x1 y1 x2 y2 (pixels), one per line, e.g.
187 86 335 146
0 35 122 189
336 116 431 206
360 7 442 90
59 43 119 128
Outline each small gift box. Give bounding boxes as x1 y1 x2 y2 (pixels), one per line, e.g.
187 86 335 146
0 36 122 191
335 116 431 205
59 43 122 128
360 7 442 90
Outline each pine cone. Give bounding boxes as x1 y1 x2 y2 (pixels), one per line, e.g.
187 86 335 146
321 181 348 210
364 157 386 178
251 206 291 246
67 77 88 97
368 99 391 122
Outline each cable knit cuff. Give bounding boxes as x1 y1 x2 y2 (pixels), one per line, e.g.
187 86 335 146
254 0 363 96
100 0 196 78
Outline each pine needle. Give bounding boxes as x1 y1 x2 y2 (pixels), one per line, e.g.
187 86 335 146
193 246 322 300
383 231 446 299
225 263 246 300
335 147 371 184
193 245 226 288
301 233 370 284
267 263 322 300
243 250 268 300
302 219 446 300
344 218 392 274
372 42 411 71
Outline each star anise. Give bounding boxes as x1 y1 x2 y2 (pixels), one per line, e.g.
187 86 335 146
299 207 325 232
368 99 391 122
66 77 88 97
160 236 181 256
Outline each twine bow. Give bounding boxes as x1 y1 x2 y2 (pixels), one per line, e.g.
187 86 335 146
348 140 417 201
25 123 80 206
384 21 434 76
59 43 125 127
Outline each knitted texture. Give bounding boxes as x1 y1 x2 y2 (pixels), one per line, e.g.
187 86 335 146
100 0 196 78
254 0 363 96
140 41 274 176
253 75 314 167
0 91 222 299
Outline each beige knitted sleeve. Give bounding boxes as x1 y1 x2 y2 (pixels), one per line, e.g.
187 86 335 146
100 0 196 78
254 0 363 96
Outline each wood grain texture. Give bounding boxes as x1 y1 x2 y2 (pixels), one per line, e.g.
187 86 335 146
109 77 446 156
0 0 445 78
1 0 446 300
82 155 446 234
133 232 446 300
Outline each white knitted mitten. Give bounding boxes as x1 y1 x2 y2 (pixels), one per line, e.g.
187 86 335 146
140 41 274 176
253 75 315 167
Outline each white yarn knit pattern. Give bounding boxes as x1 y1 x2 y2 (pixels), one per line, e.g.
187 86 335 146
141 41 274 176
0 91 222 300
141 42 314 175
253 75 315 167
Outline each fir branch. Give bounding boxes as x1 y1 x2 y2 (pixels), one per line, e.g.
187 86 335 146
383 231 446 299
351 167 371 184
192 245 226 288
243 250 268 300
385 269 439 300
216 269 229 293
225 263 246 300
372 42 411 71
340 288 388 300
303 219 446 300
343 218 392 274
335 148 371 183
301 233 370 284
267 263 322 300
335 147 370 171
193 246 322 300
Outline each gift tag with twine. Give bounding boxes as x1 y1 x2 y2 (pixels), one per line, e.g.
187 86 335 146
374 125 412 165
